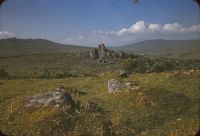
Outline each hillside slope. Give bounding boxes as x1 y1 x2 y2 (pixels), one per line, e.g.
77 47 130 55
0 38 91 57
114 39 200 57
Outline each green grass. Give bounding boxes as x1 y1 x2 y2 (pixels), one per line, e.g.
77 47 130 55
0 52 119 78
0 72 199 136
0 38 91 57
0 38 199 135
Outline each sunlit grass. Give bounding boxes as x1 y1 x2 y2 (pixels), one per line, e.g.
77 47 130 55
0 72 199 135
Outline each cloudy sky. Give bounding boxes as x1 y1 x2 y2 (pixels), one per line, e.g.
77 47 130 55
0 0 199 46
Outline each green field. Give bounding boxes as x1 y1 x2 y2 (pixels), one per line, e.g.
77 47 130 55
0 38 199 136
0 72 199 136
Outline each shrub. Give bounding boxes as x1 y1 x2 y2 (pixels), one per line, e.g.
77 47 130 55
121 58 137 74
40 70 51 79
152 62 165 72
162 60 175 71
55 72 74 78
134 57 150 73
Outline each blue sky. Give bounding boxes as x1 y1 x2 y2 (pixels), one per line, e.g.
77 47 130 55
0 0 199 46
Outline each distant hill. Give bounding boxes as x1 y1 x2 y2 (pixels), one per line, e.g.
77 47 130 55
0 38 91 57
114 39 200 58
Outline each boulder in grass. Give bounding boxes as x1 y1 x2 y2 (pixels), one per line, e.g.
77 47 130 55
108 79 126 93
25 86 75 108
108 79 140 93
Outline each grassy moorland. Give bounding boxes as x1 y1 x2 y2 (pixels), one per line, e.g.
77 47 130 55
114 39 200 58
0 38 91 57
0 38 199 136
0 72 199 136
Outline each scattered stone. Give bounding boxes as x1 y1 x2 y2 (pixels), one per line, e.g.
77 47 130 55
89 48 99 59
140 130 149 136
177 118 182 121
150 101 156 106
125 82 132 89
118 70 128 78
99 72 105 77
125 81 140 90
132 86 141 90
25 86 75 108
137 92 143 96
108 79 140 93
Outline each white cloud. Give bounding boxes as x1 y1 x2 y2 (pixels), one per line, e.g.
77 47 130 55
64 21 200 46
149 24 161 31
78 35 84 40
162 23 180 32
115 21 200 36
180 24 200 33
117 21 145 36
116 28 128 36
0 31 13 38
92 30 104 35
129 21 145 33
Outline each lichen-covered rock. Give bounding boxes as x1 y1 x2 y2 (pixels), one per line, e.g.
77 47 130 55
108 79 126 93
98 43 107 62
25 86 75 108
89 48 99 59
116 50 126 58
108 79 140 93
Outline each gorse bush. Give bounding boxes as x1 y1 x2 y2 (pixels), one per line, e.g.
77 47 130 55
152 62 165 72
121 58 136 74
152 60 177 72
121 57 154 73
121 55 183 73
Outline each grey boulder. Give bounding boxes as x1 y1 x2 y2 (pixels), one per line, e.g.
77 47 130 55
108 79 140 93
25 86 75 108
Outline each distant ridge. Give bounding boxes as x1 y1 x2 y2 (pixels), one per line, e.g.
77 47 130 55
0 38 91 57
114 39 200 57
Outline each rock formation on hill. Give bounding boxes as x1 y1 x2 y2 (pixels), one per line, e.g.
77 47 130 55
90 43 126 63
